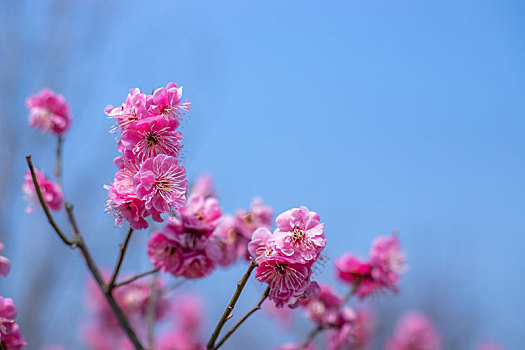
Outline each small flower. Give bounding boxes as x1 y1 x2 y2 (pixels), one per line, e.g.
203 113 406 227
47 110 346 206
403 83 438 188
248 227 274 261
369 234 405 289
334 254 380 299
120 116 182 161
22 169 63 213
105 88 147 133
303 284 343 326
273 206 325 263
146 82 189 121
255 255 312 308
0 297 26 349
328 308 374 350
0 241 11 277
385 312 441 350
134 154 188 214
26 88 72 136
147 231 183 274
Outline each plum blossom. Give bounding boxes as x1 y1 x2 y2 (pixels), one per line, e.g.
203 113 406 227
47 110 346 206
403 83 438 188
0 241 10 277
272 206 325 263
26 88 72 136
385 312 441 350
328 308 374 350
120 116 182 161
255 255 312 308
334 254 380 299
146 82 189 121
134 154 187 214
22 169 63 213
303 284 343 326
0 297 26 350
274 344 314 350
147 231 184 274
105 88 147 133
370 234 405 289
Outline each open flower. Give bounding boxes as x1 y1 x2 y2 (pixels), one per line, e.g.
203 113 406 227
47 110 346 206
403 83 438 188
105 88 147 133
273 206 325 263
146 82 189 121
26 88 72 136
369 234 405 289
385 312 441 350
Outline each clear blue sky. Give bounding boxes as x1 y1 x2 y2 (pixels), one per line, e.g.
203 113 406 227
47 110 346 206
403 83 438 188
3 0 525 348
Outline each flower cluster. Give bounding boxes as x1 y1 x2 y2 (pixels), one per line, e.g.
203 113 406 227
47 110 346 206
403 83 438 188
335 234 405 298
26 89 72 136
104 84 189 229
22 169 63 213
327 308 374 350
249 206 326 308
385 312 441 350
0 240 26 349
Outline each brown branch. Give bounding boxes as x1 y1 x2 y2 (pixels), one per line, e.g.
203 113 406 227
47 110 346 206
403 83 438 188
26 155 145 350
26 155 73 246
114 268 160 289
207 260 258 349
107 227 134 291
55 135 63 189
214 285 271 349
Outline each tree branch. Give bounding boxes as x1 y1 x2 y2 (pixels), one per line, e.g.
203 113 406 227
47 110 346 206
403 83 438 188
107 227 134 292
207 260 257 349
214 285 271 349
114 268 160 289
55 135 63 189
26 155 73 247
25 155 145 350
146 275 160 350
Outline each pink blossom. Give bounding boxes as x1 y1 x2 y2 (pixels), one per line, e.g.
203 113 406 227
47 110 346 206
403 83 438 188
120 116 182 161
303 284 343 326
0 241 10 277
134 154 187 214
177 195 222 234
146 82 189 121
273 206 325 263
248 227 274 261
328 308 374 350
190 174 215 198
255 255 312 308
235 198 274 239
26 88 72 136
179 250 217 279
334 254 380 299
211 216 245 267
105 88 147 133
369 234 405 290
0 297 26 349
477 343 502 350
22 169 63 213
385 312 441 350
157 331 202 350
147 231 183 274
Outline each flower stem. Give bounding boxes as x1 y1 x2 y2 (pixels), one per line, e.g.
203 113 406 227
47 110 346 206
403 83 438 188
55 136 63 190
207 260 258 349
214 285 271 349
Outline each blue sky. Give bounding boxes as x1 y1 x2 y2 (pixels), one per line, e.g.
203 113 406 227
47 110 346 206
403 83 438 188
2 0 525 348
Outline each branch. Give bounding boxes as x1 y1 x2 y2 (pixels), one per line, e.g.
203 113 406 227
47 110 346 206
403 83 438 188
26 155 145 350
26 155 73 247
214 285 271 349
55 136 63 189
107 227 134 291
207 260 258 349
114 268 160 288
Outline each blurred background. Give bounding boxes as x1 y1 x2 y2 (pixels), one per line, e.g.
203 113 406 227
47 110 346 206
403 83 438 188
1 0 524 349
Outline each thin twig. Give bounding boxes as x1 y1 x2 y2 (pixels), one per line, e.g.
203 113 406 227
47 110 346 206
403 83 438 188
26 155 145 350
207 260 258 349
146 274 160 350
26 156 73 247
107 227 134 291
214 285 271 349
114 268 160 288
55 136 63 189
